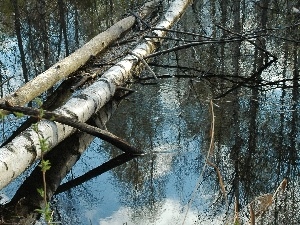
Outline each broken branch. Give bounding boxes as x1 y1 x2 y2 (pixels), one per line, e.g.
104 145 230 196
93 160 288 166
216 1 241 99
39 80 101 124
0 103 142 155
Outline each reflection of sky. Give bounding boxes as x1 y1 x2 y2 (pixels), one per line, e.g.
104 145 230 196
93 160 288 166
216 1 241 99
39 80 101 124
153 80 184 145
99 199 200 225
0 36 23 94
1 1 299 224
51 79 217 224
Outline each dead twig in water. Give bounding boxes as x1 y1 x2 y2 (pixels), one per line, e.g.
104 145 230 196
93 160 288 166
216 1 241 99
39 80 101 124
207 160 227 204
248 178 287 223
215 24 278 60
0 103 142 155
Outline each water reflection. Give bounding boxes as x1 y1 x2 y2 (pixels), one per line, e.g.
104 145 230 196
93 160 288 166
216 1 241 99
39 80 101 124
0 0 299 224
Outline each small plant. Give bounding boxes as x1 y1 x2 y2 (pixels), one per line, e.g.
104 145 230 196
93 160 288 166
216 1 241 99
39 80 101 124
32 98 53 224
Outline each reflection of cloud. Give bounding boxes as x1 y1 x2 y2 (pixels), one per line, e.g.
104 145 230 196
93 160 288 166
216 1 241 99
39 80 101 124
99 207 132 225
151 144 177 178
99 199 198 225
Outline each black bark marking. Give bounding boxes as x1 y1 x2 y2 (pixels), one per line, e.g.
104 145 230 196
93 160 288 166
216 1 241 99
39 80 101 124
2 161 8 171
6 146 16 153
62 108 79 120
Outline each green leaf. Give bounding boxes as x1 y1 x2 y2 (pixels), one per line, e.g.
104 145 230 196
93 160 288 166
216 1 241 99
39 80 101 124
34 98 43 107
35 208 44 214
13 112 24 118
35 203 53 222
39 159 51 172
39 138 49 152
39 108 44 118
0 112 5 120
32 123 39 132
37 187 44 197
44 202 53 222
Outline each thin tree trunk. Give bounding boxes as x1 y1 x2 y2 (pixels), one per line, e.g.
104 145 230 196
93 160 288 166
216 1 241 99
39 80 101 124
11 0 29 83
58 0 69 56
38 0 50 71
74 3 79 48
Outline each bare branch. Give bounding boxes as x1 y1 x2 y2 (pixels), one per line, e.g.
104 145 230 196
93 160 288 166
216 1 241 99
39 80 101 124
129 51 158 80
0 104 143 155
215 24 278 60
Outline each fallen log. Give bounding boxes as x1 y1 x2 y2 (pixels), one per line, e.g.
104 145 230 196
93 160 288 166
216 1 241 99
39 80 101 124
0 93 131 224
0 0 157 114
0 103 143 155
0 0 192 190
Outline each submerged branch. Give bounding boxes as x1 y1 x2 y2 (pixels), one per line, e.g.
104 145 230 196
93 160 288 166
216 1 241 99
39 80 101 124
151 27 214 38
214 58 277 99
144 38 249 59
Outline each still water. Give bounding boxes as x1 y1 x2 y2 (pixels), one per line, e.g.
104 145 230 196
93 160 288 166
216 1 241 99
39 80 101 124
0 0 300 224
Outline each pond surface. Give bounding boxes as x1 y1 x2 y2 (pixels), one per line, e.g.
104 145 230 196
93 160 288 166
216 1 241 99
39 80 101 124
0 0 300 224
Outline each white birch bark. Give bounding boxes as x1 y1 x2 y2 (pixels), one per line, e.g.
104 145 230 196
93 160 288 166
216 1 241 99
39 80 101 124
0 0 192 190
0 0 157 113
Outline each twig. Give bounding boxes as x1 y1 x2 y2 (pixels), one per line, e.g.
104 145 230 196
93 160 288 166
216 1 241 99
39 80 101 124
215 24 278 60
206 161 227 201
70 74 92 92
273 178 288 198
0 103 143 155
249 202 255 225
208 100 215 155
0 77 13 87
214 58 277 99
144 35 207 42
129 10 151 30
151 27 214 39
144 38 246 59
234 196 240 224
129 51 158 81
115 86 135 99
70 68 102 92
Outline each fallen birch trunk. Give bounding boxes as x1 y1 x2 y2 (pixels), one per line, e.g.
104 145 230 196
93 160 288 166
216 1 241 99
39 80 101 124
0 0 192 190
0 95 128 224
0 0 156 113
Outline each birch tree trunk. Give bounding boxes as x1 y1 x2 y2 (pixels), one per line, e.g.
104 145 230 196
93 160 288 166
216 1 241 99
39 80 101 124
0 0 156 113
0 0 192 190
1 96 125 224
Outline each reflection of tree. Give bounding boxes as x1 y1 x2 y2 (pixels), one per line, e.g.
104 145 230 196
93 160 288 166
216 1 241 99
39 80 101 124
11 0 28 83
102 79 207 222
75 0 300 223
173 0 300 223
0 0 299 224
0 0 144 88
58 0 69 57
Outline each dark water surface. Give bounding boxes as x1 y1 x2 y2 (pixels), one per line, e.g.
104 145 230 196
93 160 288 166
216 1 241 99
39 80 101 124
0 0 299 224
